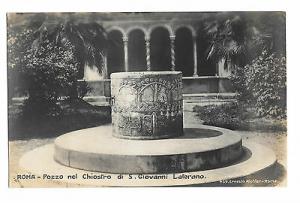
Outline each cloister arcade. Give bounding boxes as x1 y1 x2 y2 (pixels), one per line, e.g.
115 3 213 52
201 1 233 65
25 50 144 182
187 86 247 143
81 15 233 96
91 21 223 79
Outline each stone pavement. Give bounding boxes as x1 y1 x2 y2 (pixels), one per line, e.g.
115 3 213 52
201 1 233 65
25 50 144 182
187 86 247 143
183 105 203 126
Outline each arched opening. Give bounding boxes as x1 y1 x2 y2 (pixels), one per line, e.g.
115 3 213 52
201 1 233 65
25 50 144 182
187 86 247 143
107 30 124 78
150 27 171 71
175 27 194 77
197 26 216 76
128 29 147 71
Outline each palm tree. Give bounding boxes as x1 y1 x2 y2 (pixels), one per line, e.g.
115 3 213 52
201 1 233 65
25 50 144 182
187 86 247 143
31 15 107 79
13 14 109 103
203 12 279 75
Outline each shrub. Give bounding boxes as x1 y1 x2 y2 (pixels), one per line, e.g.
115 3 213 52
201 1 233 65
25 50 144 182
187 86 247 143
246 52 286 119
22 97 62 118
7 27 35 102
230 51 286 119
23 39 80 100
193 102 243 130
20 39 81 116
230 65 253 105
77 81 92 99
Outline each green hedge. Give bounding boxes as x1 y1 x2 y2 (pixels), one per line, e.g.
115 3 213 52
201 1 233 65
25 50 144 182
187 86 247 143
193 102 243 130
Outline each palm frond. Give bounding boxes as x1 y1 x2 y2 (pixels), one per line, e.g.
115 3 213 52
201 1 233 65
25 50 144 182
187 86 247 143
31 19 108 76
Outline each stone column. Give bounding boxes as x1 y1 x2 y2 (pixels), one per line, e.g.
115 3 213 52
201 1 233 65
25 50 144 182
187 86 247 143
145 37 151 71
123 36 129 72
103 52 108 79
170 35 176 71
193 36 198 77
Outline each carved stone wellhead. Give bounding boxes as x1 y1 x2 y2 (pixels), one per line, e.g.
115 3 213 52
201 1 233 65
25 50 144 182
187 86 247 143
111 71 183 140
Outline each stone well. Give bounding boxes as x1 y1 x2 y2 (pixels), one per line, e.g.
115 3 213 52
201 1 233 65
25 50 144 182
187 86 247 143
111 71 183 140
20 71 278 186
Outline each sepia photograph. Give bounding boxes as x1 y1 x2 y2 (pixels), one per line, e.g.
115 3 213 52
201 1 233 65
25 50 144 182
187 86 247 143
7 12 286 187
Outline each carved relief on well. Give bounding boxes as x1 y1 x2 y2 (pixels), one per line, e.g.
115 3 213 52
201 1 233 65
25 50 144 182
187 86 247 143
111 72 183 140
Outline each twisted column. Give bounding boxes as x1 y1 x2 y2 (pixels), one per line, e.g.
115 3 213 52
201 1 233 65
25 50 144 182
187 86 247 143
145 37 151 71
123 36 129 72
193 36 198 77
170 35 176 71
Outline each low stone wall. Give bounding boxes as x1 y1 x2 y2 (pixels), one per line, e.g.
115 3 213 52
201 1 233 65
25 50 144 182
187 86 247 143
182 76 233 94
78 76 234 98
78 79 111 97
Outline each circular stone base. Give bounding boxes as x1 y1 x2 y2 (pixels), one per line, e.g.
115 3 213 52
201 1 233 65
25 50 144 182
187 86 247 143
19 142 277 187
54 124 242 173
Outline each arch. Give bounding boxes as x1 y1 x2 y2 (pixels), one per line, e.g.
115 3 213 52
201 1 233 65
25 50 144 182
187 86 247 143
107 30 124 78
128 29 147 71
175 27 194 76
174 25 196 37
139 82 169 103
148 24 174 37
107 26 126 38
126 26 149 39
150 27 171 71
139 82 168 93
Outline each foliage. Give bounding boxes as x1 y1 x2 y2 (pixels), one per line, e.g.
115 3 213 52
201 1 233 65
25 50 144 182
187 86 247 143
246 51 286 118
31 20 107 78
204 14 248 66
193 102 287 131
19 39 80 116
9 99 111 140
23 39 80 100
203 12 286 68
193 102 243 130
7 26 36 101
77 81 92 99
7 16 107 116
229 65 253 104
230 51 286 119
22 97 63 118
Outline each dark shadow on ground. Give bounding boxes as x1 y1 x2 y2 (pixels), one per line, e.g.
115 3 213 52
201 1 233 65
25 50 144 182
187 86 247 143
180 128 222 139
8 99 111 141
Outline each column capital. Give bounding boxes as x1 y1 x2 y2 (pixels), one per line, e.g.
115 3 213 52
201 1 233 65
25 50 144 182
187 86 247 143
122 36 128 42
170 35 176 41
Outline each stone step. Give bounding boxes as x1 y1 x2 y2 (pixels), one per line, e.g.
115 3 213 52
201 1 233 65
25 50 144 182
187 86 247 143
183 93 236 100
83 96 110 103
20 140 277 187
54 124 242 174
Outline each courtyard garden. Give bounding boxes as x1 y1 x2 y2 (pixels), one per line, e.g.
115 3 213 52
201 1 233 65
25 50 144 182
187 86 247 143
7 12 287 187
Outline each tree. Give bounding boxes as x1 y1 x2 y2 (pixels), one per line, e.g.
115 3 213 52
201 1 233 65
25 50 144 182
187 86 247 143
17 38 81 117
31 17 107 78
8 14 108 116
203 12 285 70
24 39 80 99
8 14 108 95
204 12 286 119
